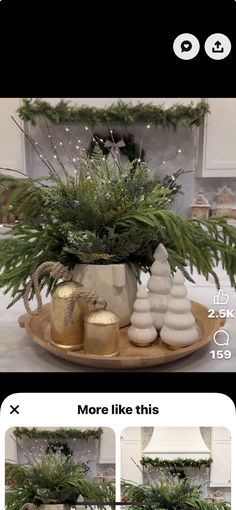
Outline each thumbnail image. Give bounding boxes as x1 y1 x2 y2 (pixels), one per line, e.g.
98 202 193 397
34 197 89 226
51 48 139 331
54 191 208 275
5 426 115 509
0 98 235 372
121 427 231 509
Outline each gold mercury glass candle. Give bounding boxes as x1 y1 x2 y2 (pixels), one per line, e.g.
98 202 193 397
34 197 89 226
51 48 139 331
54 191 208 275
84 309 119 356
51 281 88 350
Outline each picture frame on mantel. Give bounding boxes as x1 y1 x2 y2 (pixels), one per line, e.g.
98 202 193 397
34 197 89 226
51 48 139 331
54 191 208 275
196 97 236 178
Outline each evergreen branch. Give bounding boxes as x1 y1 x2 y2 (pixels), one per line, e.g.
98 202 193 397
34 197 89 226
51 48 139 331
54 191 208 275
6 452 114 509
1 148 236 308
122 477 230 509
14 427 103 440
140 457 213 468
17 99 209 127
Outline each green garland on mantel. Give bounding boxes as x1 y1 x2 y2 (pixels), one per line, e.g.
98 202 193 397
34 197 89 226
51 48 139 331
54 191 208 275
140 457 213 469
13 427 103 440
17 99 209 128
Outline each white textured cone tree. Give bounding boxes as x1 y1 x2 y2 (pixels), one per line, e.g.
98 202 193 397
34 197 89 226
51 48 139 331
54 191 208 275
160 269 198 347
147 243 172 330
128 286 157 346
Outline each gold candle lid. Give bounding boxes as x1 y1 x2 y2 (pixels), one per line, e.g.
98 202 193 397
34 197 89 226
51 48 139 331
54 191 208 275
52 281 83 299
85 310 119 325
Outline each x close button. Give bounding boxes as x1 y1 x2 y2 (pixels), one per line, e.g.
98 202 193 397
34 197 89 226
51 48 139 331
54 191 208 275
10 404 19 414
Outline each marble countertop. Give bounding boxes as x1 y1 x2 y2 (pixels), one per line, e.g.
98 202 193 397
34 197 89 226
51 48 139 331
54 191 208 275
0 265 235 372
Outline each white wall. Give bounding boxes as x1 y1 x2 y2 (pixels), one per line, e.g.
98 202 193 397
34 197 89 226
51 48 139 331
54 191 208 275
99 428 115 463
5 428 17 464
0 98 25 175
121 427 142 484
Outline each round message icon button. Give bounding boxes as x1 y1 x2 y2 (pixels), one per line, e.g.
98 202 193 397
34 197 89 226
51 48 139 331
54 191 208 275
173 33 200 60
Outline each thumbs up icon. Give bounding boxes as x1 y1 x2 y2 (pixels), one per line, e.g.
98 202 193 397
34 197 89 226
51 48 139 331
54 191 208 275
213 289 229 305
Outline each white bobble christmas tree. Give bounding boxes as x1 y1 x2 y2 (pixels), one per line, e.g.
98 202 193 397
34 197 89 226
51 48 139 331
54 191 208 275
160 269 198 348
128 286 157 347
147 243 172 330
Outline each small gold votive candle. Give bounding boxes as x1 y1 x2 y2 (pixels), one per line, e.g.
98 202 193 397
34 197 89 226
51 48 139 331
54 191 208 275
51 281 88 351
84 310 119 356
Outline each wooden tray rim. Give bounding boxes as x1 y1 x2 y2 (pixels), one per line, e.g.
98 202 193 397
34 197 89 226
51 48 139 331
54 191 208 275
18 301 225 369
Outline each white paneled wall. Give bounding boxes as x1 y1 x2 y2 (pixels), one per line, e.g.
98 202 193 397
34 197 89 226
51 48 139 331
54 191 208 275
121 428 142 484
197 98 236 177
99 428 115 463
0 98 25 175
5 428 17 464
210 428 231 487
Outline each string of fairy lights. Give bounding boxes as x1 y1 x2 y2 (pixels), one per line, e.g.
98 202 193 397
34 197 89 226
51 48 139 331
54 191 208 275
14 434 94 464
4 118 185 178
0 117 194 226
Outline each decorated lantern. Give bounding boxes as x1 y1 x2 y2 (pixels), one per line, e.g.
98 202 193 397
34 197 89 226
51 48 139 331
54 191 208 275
205 495 214 504
213 491 224 504
211 185 236 217
191 192 211 218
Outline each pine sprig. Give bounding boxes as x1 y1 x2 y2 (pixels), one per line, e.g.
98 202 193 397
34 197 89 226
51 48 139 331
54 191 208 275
0 173 49 221
0 223 67 307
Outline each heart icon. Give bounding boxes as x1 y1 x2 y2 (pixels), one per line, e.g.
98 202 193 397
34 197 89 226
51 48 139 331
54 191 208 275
181 40 192 52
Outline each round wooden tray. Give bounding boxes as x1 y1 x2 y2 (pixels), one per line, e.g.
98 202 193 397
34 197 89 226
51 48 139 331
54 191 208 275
18 302 225 369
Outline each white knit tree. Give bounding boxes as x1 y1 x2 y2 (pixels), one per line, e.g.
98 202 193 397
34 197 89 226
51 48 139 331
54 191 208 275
128 286 157 346
147 243 172 330
160 269 198 348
